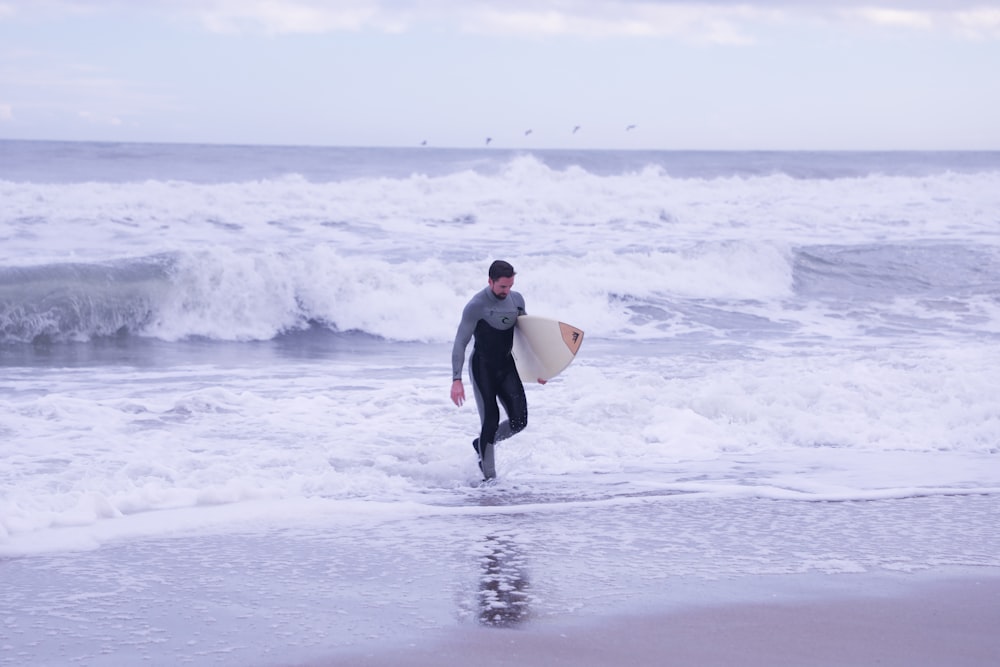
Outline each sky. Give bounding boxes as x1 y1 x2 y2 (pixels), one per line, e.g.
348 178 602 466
0 0 998 150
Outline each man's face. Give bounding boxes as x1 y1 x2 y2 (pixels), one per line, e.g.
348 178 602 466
489 276 514 300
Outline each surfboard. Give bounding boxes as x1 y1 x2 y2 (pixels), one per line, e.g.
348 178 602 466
511 315 584 382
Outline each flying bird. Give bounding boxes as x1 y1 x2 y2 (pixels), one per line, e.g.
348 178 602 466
626 124 637 131
572 125 581 134
524 129 533 136
485 137 492 146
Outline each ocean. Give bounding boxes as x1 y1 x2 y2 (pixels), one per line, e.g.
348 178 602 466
2 141 999 665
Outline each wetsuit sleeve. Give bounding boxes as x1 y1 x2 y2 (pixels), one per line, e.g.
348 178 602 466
515 293 526 316
451 298 479 381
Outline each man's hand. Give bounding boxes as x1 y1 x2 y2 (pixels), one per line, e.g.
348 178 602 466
451 379 465 406
537 378 547 385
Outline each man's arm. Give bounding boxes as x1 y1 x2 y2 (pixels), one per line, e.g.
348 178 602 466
450 298 479 406
451 301 477 381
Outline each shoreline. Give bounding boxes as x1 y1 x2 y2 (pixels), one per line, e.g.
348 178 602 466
4 494 998 666
314 572 1000 667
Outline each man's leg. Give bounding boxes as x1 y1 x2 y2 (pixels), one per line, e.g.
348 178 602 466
470 356 501 479
494 369 527 443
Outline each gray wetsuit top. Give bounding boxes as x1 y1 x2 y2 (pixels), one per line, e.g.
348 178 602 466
451 287 526 381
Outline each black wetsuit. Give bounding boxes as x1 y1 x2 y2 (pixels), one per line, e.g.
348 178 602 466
452 287 528 454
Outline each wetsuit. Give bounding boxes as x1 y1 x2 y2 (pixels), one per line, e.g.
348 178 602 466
452 287 528 461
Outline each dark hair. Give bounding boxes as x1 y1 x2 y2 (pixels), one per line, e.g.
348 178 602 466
488 260 516 281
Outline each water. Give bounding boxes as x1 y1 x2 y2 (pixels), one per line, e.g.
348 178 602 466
2 141 999 664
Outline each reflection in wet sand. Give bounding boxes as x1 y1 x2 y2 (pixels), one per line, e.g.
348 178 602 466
478 534 531 627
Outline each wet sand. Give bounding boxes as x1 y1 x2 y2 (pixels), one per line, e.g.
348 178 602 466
316 575 1000 667
5 494 999 666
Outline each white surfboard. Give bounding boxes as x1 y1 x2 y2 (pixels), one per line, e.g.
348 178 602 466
511 315 584 382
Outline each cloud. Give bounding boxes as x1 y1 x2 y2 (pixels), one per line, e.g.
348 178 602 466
843 7 935 30
2 1 998 42
459 4 773 43
955 8 1000 40
174 0 780 43
835 4 1000 39
194 0 387 34
179 1 1000 43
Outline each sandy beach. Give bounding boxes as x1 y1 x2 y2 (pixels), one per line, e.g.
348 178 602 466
6 492 997 666
0 495 1000 667
318 574 1000 667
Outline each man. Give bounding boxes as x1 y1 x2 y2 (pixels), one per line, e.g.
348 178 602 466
451 260 544 480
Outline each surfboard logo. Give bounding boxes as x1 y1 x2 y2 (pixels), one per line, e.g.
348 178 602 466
560 323 584 354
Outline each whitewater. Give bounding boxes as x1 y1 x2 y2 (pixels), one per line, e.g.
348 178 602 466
1 141 999 665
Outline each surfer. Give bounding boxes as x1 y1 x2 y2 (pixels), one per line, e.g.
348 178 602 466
451 260 543 480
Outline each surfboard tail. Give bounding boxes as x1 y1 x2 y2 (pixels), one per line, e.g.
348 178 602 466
559 323 584 355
